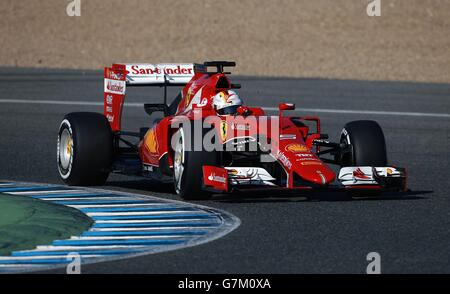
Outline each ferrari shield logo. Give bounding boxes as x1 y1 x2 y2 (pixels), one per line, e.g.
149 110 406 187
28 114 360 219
220 121 228 141
185 87 194 107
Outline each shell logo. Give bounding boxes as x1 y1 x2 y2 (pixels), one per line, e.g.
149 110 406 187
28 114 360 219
285 143 309 153
144 129 158 154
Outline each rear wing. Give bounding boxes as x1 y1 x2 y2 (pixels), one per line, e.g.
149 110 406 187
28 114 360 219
121 63 195 85
103 63 196 131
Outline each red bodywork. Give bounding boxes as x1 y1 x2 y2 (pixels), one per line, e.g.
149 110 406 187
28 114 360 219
103 63 338 192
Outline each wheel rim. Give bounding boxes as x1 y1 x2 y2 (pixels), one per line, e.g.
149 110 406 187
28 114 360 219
173 130 185 194
59 128 73 172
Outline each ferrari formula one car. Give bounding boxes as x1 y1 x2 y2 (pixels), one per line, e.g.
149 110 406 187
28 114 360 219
57 61 407 200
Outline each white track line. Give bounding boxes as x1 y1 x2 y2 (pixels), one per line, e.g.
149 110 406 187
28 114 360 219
0 99 448 118
95 218 215 224
90 227 214 232
86 210 207 216
0 264 50 268
6 190 86 195
34 245 148 251
38 196 129 201
0 255 102 261
67 203 170 208
69 236 187 240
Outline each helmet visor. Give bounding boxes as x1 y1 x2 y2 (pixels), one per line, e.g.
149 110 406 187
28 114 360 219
217 105 240 115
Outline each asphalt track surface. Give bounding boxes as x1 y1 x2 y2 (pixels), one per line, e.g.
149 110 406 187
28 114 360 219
0 68 449 273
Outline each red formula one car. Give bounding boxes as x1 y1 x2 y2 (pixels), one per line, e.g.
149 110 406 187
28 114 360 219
57 61 407 200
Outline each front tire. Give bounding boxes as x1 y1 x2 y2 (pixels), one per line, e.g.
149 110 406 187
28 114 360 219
340 120 387 167
57 112 113 186
172 126 218 200
339 120 387 197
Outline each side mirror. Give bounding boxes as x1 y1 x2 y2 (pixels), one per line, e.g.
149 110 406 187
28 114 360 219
279 103 295 111
278 103 295 129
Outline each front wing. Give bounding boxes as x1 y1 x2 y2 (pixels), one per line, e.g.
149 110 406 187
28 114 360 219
202 165 407 193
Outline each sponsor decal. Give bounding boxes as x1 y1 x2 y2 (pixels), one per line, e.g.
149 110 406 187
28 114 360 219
208 173 227 183
227 168 258 179
353 168 371 179
341 128 351 144
285 143 309 153
300 161 322 166
104 79 126 95
317 170 326 184
106 68 125 80
225 167 276 183
130 65 160 75
104 94 115 123
276 151 292 169
295 153 320 163
106 94 113 105
144 129 158 154
225 136 256 146
280 134 297 140
197 98 208 107
130 65 194 76
220 121 228 141
143 165 154 172
231 123 251 131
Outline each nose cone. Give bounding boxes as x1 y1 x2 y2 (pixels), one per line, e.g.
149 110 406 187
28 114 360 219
294 164 335 186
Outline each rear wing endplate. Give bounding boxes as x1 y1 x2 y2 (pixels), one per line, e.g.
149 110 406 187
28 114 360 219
103 63 195 132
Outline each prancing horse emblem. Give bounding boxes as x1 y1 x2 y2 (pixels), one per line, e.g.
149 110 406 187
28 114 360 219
220 121 228 141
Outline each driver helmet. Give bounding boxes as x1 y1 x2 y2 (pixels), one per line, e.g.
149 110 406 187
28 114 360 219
212 90 243 115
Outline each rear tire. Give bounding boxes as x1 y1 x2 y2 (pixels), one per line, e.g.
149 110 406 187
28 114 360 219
172 126 218 200
340 120 387 167
57 112 113 186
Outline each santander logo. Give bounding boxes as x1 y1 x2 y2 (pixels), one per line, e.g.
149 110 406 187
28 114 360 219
107 81 124 93
208 173 226 183
104 78 126 95
130 65 193 75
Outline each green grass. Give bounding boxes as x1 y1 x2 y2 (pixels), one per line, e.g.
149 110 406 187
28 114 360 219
0 193 93 256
